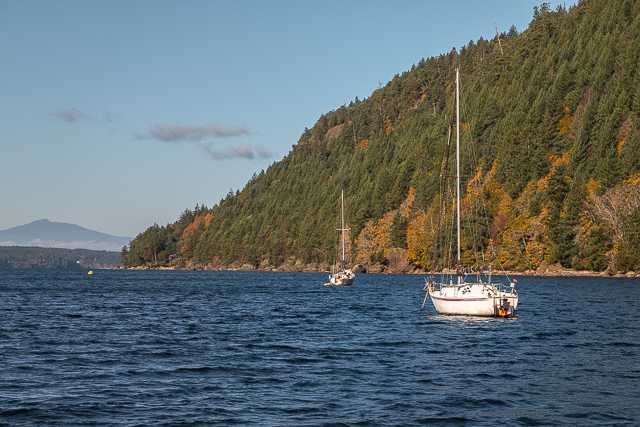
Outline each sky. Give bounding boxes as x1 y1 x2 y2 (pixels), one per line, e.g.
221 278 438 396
0 0 550 238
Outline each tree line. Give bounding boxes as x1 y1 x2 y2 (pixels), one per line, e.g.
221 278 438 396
0 246 122 269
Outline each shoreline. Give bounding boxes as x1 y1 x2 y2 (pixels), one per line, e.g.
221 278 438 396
114 265 638 278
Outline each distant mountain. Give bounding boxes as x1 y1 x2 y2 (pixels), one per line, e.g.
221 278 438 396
0 219 131 252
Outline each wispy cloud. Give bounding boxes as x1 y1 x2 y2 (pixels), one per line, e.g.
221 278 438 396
50 107 121 123
140 121 250 142
134 120 269 161
50 107 89 122
102 110 120 122
199 143 273 160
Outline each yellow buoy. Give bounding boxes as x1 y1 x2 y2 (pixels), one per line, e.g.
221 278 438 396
88 271 93 275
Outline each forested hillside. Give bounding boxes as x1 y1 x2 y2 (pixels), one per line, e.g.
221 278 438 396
122 0 640 273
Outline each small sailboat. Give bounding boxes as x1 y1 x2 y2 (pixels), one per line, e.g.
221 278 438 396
423 69 518 316
327 190 355 286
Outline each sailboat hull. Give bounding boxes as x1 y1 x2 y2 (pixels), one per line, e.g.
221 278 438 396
428 283 518 316
328 271 355 286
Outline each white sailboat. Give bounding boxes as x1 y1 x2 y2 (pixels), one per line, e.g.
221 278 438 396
423 69 518 316
327 190 355 286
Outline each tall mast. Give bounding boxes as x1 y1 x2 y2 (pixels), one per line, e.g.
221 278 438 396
341 189 345 270
335 189 350 271
456 68 462 284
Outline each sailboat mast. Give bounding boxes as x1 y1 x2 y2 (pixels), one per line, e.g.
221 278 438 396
341 189 345 270
334 189 351 272
456 68 462 284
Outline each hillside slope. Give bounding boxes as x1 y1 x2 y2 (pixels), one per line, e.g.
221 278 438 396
123 0 640 273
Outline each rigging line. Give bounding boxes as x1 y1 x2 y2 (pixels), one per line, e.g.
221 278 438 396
458 71 485 275
438 185 456 280
458 70 514 283
434 187 456 283
429 81 457 285
446 187 456 276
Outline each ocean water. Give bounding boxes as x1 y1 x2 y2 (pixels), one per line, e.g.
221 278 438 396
0 269 638 426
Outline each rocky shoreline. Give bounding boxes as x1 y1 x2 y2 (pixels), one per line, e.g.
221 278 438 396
121 258 637 278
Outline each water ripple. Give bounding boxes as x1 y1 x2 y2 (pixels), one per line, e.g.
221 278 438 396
0 270 639 426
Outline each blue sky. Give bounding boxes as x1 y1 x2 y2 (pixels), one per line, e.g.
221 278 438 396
0 0 550 238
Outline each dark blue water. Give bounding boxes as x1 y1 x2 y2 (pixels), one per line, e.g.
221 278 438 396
1 270 638 426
